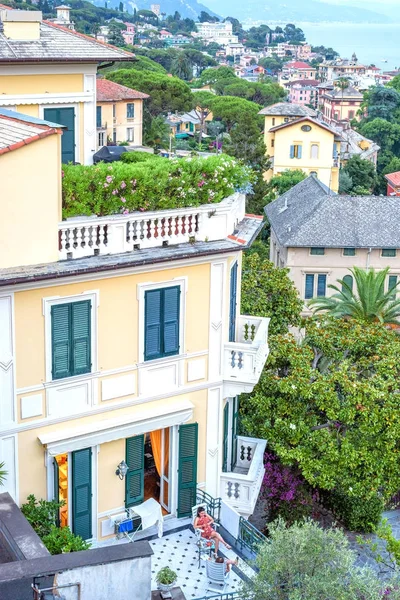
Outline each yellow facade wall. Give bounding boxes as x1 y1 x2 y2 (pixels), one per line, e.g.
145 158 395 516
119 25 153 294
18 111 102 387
3 21 40 40
0 73 84 95
18 388 208 516
14 263 211 388
16 104 39 117
0 134 62 269
97 99 144 146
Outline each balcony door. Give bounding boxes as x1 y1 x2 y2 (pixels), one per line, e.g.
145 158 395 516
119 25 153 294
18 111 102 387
44 107 75 164
229 262 238 342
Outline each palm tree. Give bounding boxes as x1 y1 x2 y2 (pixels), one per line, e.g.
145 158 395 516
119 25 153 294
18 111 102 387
0 462 7 486
334 77 350 121
309 267 400 324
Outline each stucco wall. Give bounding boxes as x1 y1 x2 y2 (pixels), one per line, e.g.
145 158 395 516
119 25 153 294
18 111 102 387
98 99 144 146
0 134 62 268
0 73 84 95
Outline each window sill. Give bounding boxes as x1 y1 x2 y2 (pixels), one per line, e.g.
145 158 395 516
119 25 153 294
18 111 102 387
44 371 101 388
139 354 184 368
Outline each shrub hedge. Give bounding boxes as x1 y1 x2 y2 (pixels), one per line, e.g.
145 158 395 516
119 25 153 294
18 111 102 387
62 154 252 219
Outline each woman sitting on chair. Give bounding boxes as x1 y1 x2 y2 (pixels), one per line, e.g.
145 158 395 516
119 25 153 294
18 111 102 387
194 506 231 552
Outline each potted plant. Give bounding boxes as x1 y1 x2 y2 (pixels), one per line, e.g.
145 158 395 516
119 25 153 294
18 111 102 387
156 566 177 597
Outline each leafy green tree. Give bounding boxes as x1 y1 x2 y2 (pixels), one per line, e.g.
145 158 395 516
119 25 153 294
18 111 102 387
191 91 214 144
106 70 192 116
242 316 400 500
241 244 302 335
107 22 125 47
171 52 192 80
339 169 354 194
309 267 400 324
144 115 170 149
210 96 261 132
363 86 400 121
387 74 400 93
342 155 377 192
258 56 285 74
197 66 236 87
241 519 400 600
124 55 167 73
359 118 400 153
264 169 306 205
198 10 218 22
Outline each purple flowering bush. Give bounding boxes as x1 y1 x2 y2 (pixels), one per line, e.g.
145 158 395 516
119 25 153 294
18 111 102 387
262 452 317 526
62 155 252 219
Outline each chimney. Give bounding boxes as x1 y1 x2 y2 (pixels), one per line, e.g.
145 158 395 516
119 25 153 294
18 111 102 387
0 10 42 40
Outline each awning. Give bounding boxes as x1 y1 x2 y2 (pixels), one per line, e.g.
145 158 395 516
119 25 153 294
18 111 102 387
39 399 194 456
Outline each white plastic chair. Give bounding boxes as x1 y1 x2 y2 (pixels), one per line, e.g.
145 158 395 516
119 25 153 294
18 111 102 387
206 559 230 593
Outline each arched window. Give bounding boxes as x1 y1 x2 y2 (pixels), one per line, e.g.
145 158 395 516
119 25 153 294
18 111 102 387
311 144 319 159
342 274 353 293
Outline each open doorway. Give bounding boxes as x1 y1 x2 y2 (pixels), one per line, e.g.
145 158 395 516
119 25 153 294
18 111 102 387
143 428 170 514
54 453 68 527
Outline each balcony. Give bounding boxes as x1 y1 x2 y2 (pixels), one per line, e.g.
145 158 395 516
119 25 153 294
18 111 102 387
220 435 267 517
58 193 245 260
223 315 270 396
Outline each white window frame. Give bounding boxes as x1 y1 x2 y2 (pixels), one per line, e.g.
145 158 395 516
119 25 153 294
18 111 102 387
310 143 319 159
127 127 134 142
137 278 188 364
43 290 99 384
303 272 329 300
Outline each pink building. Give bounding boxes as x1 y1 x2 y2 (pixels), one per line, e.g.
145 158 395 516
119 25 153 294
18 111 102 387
286 79 319 107
122 22 135 45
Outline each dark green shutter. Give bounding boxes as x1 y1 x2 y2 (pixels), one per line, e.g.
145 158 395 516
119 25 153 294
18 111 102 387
163 286 180 356
145 290 162 360
231 396 239 469
51 304 71 380
317 274 327 297
145 287 180 360
71 301 91 375
53 459 60 527
389 275 398 293
229 263 238 342
222 403 229 473
72 448 92 540
96 106 102 128
305 274 314 299
125 435 144 507
342 274 353 293
44 107 75 164
177 422 198 518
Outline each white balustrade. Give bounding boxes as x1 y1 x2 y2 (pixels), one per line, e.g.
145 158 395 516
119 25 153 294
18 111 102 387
58 192 245 260
220 436 267 517
223 315 270 396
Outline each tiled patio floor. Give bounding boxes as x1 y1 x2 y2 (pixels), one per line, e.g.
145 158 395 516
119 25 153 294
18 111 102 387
149 528 243 598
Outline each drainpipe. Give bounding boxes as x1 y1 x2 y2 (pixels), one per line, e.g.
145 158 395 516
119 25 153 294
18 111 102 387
366 247 372 269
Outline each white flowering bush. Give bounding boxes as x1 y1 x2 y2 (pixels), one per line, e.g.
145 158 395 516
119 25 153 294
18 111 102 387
62 154 253 218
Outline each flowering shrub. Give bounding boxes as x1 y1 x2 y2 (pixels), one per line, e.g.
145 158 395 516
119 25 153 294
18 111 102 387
62 154 253 218
261 452 317 526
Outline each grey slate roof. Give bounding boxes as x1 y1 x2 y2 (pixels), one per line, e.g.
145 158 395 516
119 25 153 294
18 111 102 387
323 86 363 99
265 175 400 249
258 102 317 117
0 216 263 287
0 20 133 63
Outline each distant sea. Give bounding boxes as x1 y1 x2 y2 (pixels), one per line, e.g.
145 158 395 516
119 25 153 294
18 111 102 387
298 23 400 71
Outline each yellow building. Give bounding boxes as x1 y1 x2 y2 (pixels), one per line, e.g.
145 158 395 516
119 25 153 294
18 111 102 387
96 79 149 148
0 109 269 543
0 6 132 164
259 103 341 193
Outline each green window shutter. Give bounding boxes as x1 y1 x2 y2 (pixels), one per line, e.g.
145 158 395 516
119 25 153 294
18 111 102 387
231 396 239 469
71 301 91 376
125 435 144 507
229 262 238 342
290 145 295 159
163 286 180 356
177 422 198 518
51 304 71 380
389 275 398 293
145 290 162 360
342 274 353 293
72 448 92 540
222 403 229 473
317 274 327 297
305 274 314 299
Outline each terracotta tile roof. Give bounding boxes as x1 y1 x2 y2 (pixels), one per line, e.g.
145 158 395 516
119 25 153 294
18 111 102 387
385 171 400 187
284 61 313 69
0 108 62 155
0 10 133 63
96 79 149 102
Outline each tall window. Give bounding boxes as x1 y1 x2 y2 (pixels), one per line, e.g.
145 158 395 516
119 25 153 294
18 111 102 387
342 274 353 293
290 144 302 159
310 247 325 255
310 144 319 159
127 103 135 119
348 111 355 120
305 274 327 299
96 106 102 128
51 301 91 380
388 275 398 293
112 104 116 118
127 128 134 142
144 286 180 361
382 248 397 257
